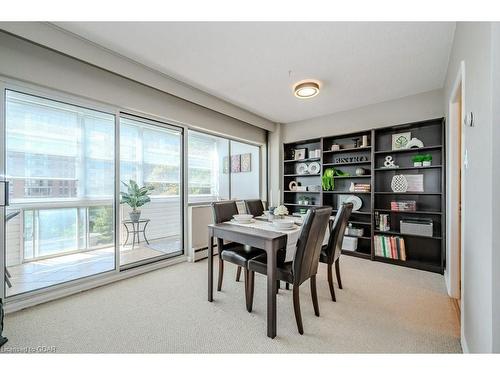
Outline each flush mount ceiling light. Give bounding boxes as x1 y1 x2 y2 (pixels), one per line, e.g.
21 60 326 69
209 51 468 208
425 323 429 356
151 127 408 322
293 81 320 99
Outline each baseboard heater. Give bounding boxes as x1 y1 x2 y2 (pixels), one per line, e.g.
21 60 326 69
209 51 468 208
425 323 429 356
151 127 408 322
193 245 219 262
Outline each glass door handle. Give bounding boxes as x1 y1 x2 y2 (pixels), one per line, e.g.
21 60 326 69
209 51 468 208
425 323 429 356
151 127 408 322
0 181 9 207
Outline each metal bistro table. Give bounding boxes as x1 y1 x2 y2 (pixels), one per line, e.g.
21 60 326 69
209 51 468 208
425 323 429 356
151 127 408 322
207 223 288 339
122 219 151 249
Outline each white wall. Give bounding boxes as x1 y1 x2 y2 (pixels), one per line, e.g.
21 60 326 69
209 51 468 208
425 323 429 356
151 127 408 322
443 22 496 353
281 89 444 143
0 31 267 145
491 23 500 353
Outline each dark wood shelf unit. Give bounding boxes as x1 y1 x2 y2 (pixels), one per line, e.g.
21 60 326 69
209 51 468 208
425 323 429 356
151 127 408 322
323 146 371 154
284 190 320 194
374 165 442 171
324 161 371 167
282 117 445 273
284 173 321 177
374 145 442 154
283 157 321 163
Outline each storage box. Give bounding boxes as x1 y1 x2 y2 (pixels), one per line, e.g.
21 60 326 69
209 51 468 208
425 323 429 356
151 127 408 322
342 236 358 251
400 219 433 237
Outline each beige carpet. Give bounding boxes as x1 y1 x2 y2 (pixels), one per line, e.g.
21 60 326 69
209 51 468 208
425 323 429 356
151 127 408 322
2 256 461 353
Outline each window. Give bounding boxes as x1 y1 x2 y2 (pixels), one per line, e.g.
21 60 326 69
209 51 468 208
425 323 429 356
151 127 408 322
6 90 115 201
187 130 261 203
229 140 260 200
120 117 181 196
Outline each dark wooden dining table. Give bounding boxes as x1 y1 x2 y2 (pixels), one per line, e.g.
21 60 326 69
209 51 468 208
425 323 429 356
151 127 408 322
207 223 288 338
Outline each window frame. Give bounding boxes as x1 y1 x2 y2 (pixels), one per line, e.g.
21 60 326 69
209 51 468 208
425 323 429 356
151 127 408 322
187 128 263 205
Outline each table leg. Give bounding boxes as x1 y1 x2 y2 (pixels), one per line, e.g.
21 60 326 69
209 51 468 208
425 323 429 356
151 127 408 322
208 233 214 302
266 244 277 338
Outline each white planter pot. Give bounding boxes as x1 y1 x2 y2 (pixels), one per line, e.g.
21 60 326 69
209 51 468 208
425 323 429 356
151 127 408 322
422 161 432 167
413 162 423 167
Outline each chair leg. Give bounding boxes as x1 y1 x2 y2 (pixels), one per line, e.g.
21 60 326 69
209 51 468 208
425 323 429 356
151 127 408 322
310 275 320 317
327 263 336 302
217 258 224 291
246 270 255 313
293 285 304 335
285 283 290 290
236 266 242 282
335 259 343 289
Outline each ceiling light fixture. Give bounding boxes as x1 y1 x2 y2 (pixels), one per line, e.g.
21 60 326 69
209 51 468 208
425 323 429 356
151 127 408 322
293 81 320 99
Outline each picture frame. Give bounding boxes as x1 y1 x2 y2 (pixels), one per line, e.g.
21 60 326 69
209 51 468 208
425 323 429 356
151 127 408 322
294 148 306 160
231 154 241 173
240 153 251 172
392 132 411 150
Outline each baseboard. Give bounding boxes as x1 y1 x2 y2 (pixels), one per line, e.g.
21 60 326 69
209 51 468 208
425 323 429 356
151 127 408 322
461 334 469 353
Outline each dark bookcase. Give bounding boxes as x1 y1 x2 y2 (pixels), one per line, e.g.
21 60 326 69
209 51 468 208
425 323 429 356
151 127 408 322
281 118 445 273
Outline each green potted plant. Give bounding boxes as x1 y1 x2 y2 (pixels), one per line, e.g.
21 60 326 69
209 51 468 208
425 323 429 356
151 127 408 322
120 180 155 222
422 154 433 167
411 154 425 167
298 196 305 205
322 168 350 191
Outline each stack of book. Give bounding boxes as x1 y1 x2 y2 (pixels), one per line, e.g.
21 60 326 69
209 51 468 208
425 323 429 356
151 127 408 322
374 235 406 260
390 200 417 212
352 183 371 192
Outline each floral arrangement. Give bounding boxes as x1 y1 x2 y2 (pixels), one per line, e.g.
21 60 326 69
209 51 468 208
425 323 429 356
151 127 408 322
273 205 289 216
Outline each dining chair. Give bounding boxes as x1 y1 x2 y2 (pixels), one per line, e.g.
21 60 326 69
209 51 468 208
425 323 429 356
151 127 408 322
320 202 353 302
246 206 332 334
211 201 265 309
244 199 265 217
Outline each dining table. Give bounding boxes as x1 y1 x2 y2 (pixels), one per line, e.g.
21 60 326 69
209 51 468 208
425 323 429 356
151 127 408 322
207 215 329 338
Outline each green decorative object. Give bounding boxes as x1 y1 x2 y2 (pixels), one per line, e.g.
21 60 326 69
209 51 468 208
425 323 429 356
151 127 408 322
322 168 350 191
120 180 155 222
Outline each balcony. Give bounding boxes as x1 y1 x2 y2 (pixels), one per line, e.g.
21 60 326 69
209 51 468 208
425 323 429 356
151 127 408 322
5 197 182 296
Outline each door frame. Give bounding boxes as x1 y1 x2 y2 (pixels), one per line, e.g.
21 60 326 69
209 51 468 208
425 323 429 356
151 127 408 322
446 61 466 327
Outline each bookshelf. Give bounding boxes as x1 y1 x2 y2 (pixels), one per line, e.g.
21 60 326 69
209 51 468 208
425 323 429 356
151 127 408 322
281 118 445 274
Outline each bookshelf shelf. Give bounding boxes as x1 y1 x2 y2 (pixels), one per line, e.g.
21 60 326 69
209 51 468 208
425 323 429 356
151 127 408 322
282 117 445 273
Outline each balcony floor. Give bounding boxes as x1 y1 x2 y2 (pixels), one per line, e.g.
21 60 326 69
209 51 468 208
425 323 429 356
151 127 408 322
5 237 181 297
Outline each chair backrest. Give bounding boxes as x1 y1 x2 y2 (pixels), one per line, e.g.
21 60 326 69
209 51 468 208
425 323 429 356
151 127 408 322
292 206 332 285
244 199 265 217
211 200 238 224
324 202 353 264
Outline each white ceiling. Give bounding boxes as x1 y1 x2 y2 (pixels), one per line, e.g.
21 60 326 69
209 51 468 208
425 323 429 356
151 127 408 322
54 22 455 124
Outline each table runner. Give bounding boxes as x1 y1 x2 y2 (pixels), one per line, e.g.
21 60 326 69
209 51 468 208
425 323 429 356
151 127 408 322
225 219 329 262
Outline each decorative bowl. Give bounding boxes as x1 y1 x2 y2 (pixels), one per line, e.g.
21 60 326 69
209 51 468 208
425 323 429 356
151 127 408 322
272 219 295 230
233 214 253 223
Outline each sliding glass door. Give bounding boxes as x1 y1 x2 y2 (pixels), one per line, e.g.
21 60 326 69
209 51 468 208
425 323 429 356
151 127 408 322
1 88 185 298
2 90 116 297
119 115 183 267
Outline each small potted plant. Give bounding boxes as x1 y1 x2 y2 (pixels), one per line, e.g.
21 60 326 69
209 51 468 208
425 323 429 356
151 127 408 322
303 196 310 205
422 154 433 167
412 154 425 167
298 196 304 205
273 205 289 219
120 180 155 222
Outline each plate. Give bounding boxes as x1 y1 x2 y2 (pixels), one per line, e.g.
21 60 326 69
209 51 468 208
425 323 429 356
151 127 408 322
296 163 308 175
231 218 255 224
343 195 363 211
308 162 321 175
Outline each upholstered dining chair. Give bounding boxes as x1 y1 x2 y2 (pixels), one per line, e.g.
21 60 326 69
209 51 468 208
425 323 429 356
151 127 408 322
320 202 353 302
211 201 265 308
244 199 265 217
246 206 332 334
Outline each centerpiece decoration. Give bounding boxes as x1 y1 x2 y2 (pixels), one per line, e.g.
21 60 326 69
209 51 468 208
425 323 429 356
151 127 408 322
120 180 155 222
273 205 289 219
